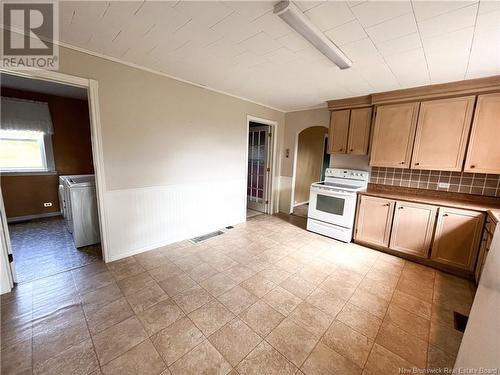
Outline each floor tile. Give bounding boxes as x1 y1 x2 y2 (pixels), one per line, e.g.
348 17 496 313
391 290 431 320
300 342 362 375
238 300 285 337
349 288 389 319
266 319 318 367
135 251 172 271
101 339 166 375
321 321 373 368
80 283 123 314
76 271 115 296
357 277 395 301
151 317 204 366
224 265 256 283
93 316 148 365
427 344 456 372
157 273 196 297
107 258 145 281
429 321 463 356
147 263 184 283
217 285 258 314
188 263 219 282
1 338 32 375
375 321 427 368
169 340 231 375
85 297 134 335
209 318 262 367
240 275 277 298
188 300 235 336
172 254 204 272
364 343 417 374
306 288 346 317
201 273 238 297
116 272 157 296
384 304 429 341
137 299 185 336
262 286 302 316
33 338 99 375
258 266 292 284
288 302 333 339
336 303 382 340
396 276 433 303
173 285 213 313
125 283 168 314
236 341 297 375
280 275 315 299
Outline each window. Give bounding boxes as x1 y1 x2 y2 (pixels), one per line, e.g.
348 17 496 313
0 130 54 172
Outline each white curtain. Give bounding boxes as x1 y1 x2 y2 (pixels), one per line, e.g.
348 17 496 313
0 97 54 134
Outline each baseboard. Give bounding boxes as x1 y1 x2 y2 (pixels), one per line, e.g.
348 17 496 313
7 212 61 223
293 201 309 207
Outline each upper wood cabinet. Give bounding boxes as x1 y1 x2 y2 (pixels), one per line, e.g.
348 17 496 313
411 96 475 171
347 107 372 155
369 102 420 168
464 93 500 173
328 107 372 155
328 110 350 154
354 195 394 248
389 201 437 258
430 207 484 271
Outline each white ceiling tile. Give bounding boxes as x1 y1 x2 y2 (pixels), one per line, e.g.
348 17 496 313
475 9 500 30
422 27 474 53
375 32 422 57
341 38 382 64
264 47 300 64
175 1 233 28
276 31 312 52
239 32 282 55
304 1 355 31
294 1 323 12
418 4 478 38
350 1 412 28
223 1 272 22
358 62 400 91
251 11 292 39
324 20 367 46
412 1 478 22
479 0 500 14
366 12 417 44
385 48 430 87
426 47 469 83
102 2 143 30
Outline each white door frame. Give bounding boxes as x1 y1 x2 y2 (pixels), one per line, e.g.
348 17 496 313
246 115 278 216
0 68 109 291
290 125 329 214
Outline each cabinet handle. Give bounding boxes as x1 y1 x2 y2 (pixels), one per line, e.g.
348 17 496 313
349 149 353 152
415 162 420 166
383 203 390 206
399 161 405 165
398 206 404 209
470 165 475 169
339 148 343 152
443 213 448 217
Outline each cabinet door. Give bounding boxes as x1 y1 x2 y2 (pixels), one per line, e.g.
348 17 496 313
369 102 419 168
464 93 500 173
328 110 349 154
389 201 437 258
355 195 395 247
411 96 475 171
347 107 372 155
430 207 484 271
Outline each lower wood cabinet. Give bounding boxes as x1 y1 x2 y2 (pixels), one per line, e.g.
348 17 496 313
430 207 485 272
389 201 437 258
354 196 394 247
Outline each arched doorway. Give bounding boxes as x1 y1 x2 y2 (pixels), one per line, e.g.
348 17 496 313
291 126 329 217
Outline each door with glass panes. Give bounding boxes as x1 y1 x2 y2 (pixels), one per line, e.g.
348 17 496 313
247 125 270 213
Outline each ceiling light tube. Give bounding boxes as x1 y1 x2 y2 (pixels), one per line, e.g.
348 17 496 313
274 1 352 69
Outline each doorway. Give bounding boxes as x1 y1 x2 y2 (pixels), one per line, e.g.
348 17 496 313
246 116 277 219
0 70 107 289
291 126 329 218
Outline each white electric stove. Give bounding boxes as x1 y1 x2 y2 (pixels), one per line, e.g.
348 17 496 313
307 168 369 242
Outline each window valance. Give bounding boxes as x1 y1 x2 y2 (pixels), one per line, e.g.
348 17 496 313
1 97 54 134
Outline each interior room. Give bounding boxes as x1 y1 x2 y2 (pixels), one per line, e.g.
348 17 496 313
1 74 102 284
0 1 499 375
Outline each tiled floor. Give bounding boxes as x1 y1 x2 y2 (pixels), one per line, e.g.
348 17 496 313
9 217 102 283
246 209 263 219
292 204 308 218
1 214 475 375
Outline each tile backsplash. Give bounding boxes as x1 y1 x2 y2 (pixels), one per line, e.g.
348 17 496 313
370 167 500 197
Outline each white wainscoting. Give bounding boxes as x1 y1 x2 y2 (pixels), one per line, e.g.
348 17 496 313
104 179 246 262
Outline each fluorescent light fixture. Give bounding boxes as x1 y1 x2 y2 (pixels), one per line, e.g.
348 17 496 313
274 1 352 69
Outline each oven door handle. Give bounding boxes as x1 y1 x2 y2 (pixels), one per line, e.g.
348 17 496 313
311 188 353 197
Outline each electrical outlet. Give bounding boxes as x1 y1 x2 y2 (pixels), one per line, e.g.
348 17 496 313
43 202 53 207
438 182 450 189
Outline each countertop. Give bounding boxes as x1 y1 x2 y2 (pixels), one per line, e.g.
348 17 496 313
359 184 500 222
455 225 500 370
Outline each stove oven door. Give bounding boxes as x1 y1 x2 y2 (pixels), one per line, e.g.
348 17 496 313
308 186 357 228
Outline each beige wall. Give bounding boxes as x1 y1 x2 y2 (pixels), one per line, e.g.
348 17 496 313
44 46 285 261
294 126 328 205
